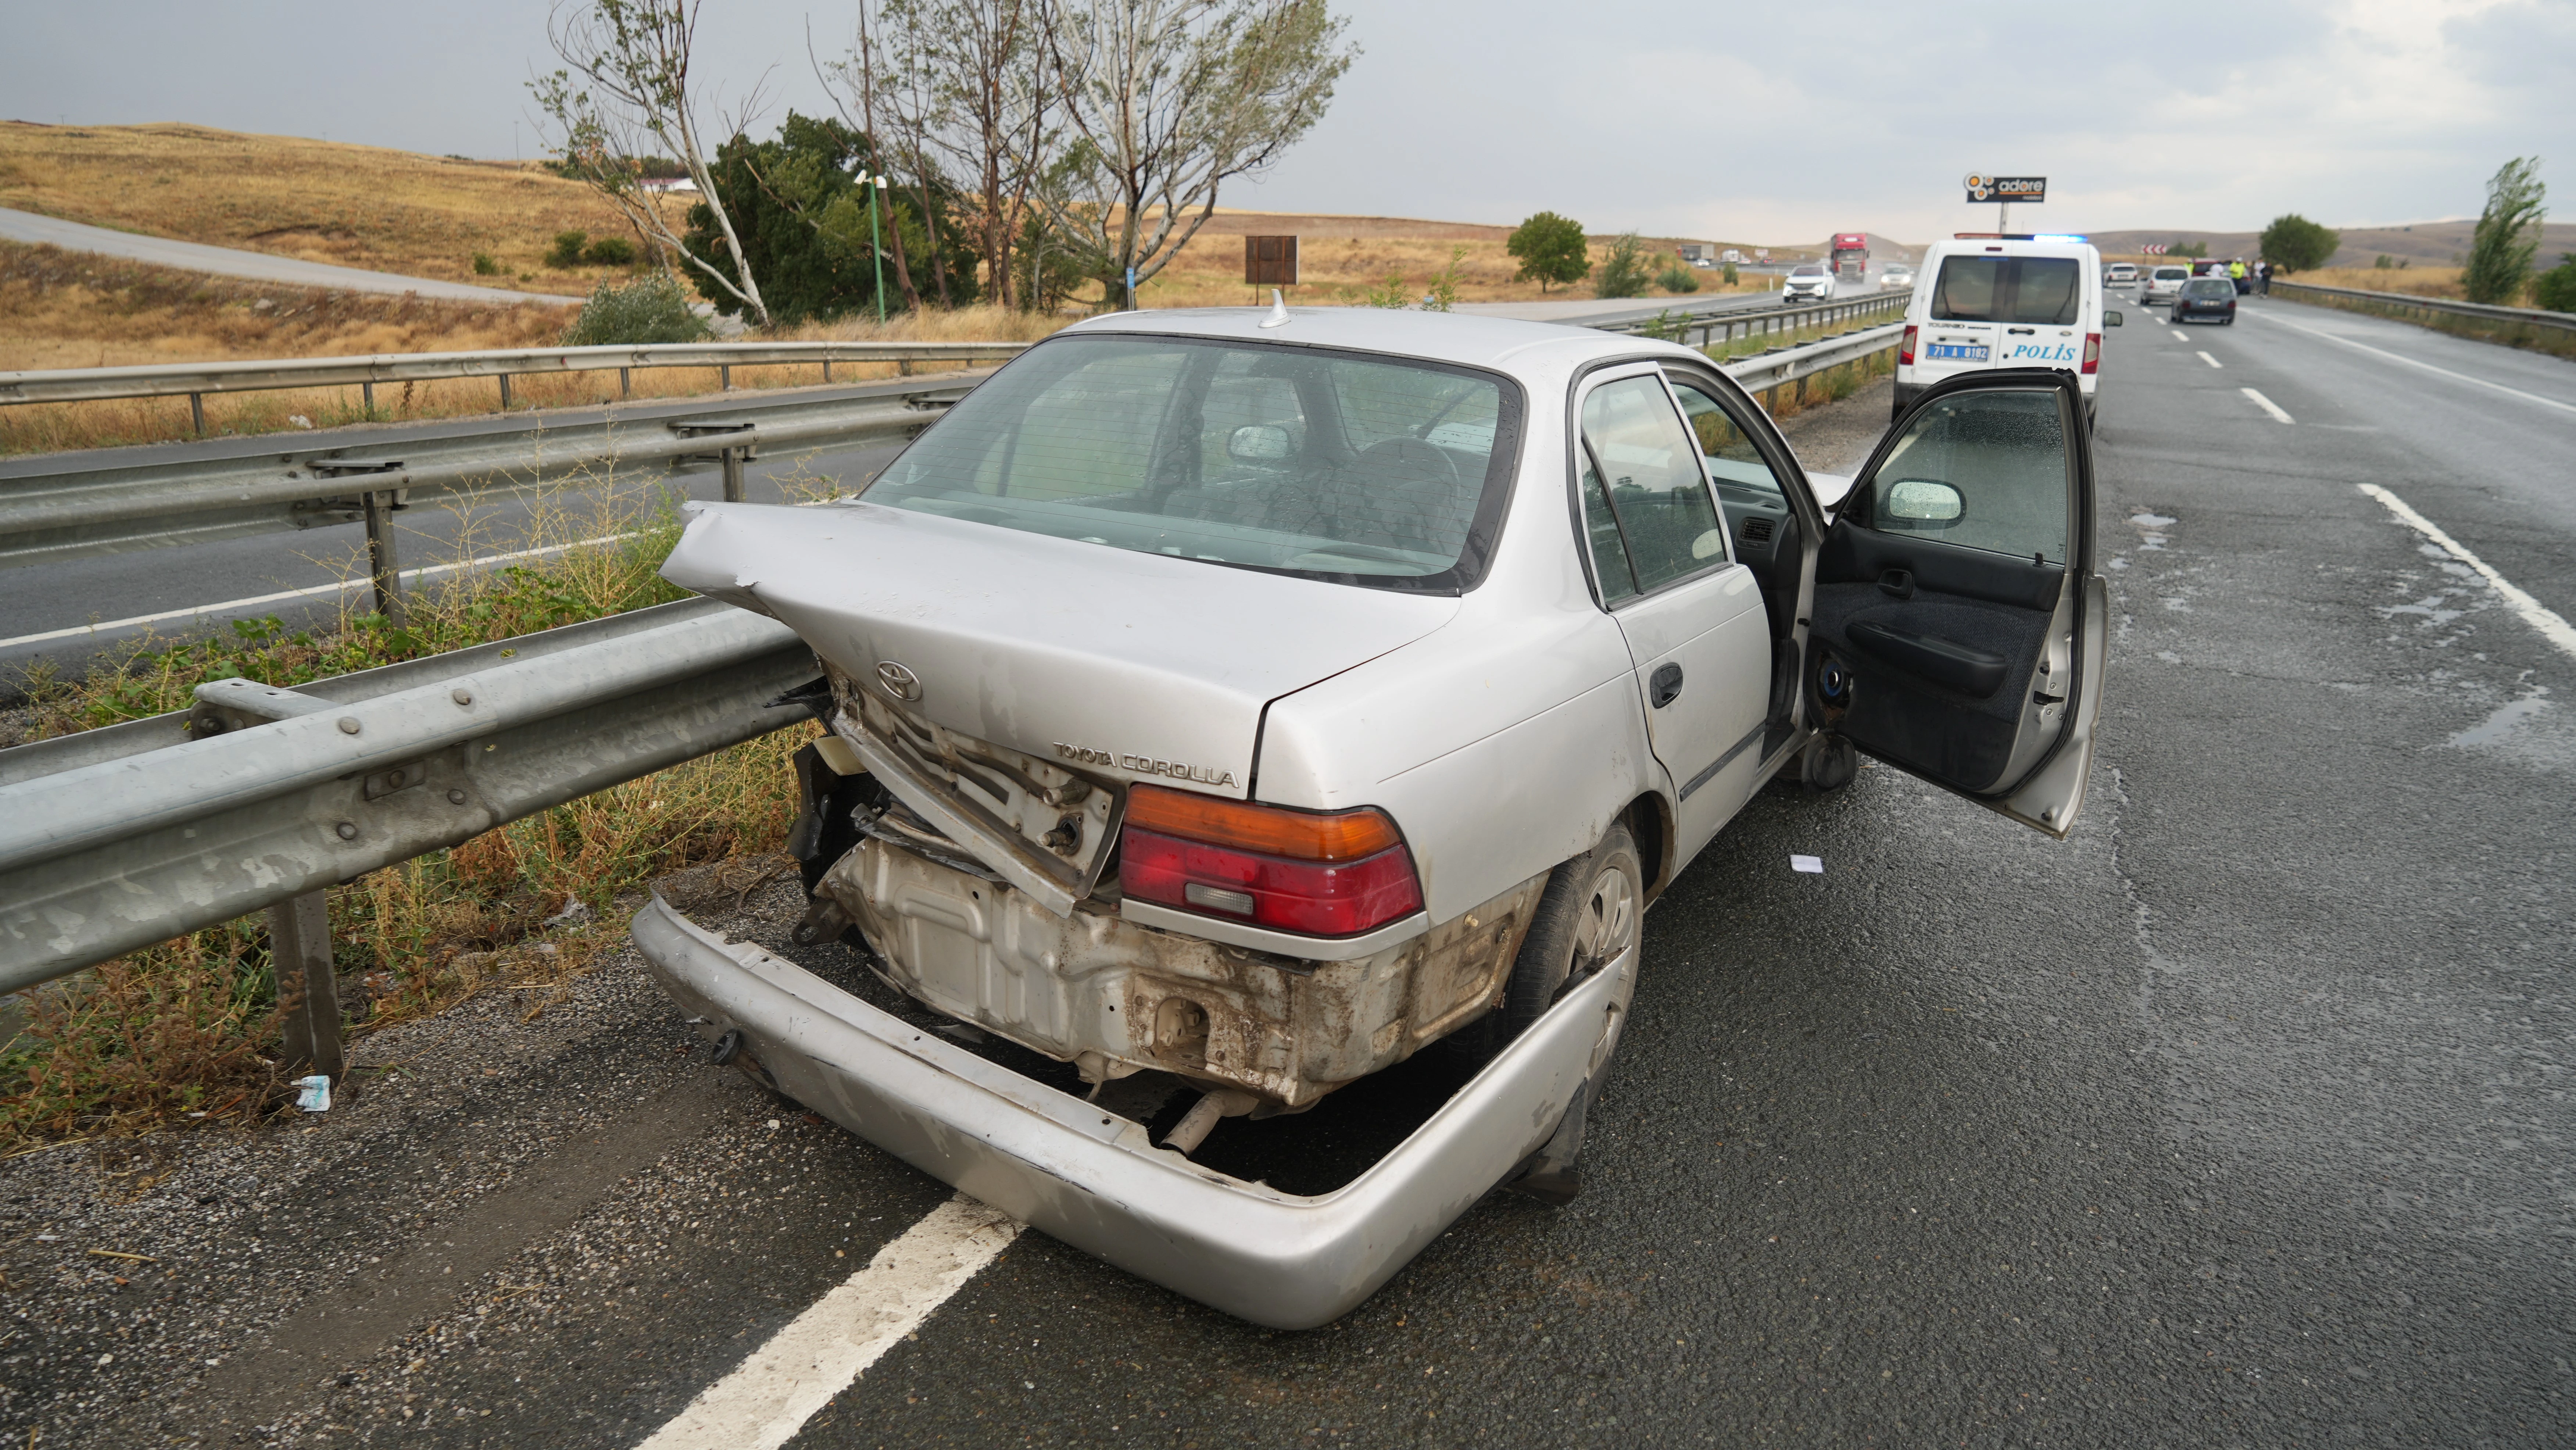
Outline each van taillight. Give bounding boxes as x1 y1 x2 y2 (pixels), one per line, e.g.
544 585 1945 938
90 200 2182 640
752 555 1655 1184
1118 786 1423 938
2082 333 2101 375
1899 325 1918 367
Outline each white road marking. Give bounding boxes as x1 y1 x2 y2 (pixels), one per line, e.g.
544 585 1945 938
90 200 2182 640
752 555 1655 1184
2196 351 2223 369
638 1194 1021 1450
2240 388 2294 424
2242 308 2576 417
2171 329 2190 342
2358 484 2576 661
0 532 642 650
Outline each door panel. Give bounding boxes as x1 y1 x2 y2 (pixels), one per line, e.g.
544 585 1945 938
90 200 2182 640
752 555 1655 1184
1574 372 1772 860
1806 369 2102 835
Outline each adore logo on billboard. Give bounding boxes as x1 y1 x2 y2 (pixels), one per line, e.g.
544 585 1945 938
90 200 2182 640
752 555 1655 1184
1963 174 2047 204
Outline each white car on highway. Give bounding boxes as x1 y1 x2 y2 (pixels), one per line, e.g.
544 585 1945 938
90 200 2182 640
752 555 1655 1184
1782 264 1836 301
2105 262 2137 284
2140 265 2190 304
1896 236 2124 426
1882 264 1917 291
641 306 2109 1328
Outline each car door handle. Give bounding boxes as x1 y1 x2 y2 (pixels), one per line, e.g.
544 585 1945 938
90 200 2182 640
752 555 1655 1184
2006 326 2037 335
1649 662 1684 709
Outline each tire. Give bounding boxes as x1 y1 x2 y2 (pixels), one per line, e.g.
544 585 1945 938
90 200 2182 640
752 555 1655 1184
1439 821 1643 1069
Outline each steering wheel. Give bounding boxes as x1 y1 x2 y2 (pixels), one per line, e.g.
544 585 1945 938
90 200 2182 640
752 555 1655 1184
1355 436 1462 491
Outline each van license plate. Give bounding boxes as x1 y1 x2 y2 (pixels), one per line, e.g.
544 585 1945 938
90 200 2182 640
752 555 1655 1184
1926 343 1989 362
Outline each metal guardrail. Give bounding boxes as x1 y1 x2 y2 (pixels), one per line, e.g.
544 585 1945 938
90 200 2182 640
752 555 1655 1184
0 595 816 1071
1723 322 1905 394
0 340 1033 434
1589 289 1908 349
2270 280 2576 335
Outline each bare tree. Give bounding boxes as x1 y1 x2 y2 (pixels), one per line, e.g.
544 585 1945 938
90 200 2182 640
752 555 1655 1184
531 0 773 326
1040 0 1353 309
908 0 1053 310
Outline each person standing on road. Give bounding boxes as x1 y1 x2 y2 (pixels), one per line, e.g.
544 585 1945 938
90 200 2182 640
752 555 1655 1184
2229 258 2249 295
2255 260 2271 295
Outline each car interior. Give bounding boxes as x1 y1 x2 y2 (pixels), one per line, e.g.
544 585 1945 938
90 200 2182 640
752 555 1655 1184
863 336 1511 589
1803 385 2076 793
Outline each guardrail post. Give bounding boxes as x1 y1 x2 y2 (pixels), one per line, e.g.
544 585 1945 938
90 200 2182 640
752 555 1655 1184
721 446 745 503
268 890 345 1084
362 381 375 418
721 365 732 392
498 374 514 410
362 490 407 626
823 360 833 384
619 367 632 400
190 392 205 437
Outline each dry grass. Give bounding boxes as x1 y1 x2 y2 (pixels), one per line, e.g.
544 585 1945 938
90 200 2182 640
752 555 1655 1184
0 121 650 294
0 242 1074 456
1 488 811 1146
2280 265 2466 299
1133 213 1771 309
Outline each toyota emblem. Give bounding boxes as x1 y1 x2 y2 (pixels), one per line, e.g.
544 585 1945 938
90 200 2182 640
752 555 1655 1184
875 660 922 701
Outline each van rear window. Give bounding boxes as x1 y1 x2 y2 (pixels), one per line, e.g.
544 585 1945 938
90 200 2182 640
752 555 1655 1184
1930 257 2082 325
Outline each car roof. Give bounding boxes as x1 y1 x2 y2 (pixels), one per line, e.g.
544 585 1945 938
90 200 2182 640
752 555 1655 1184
1060 305 1690 376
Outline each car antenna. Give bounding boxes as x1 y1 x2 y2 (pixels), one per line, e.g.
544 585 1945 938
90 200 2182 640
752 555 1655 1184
1260 288 1290 329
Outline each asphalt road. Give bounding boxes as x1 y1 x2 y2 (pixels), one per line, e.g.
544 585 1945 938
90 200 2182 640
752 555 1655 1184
5 297 2573 1446
0 206 584 307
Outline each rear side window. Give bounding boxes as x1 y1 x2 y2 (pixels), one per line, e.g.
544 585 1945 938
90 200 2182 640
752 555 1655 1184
1931 257 2083 325
1577 377 1729 599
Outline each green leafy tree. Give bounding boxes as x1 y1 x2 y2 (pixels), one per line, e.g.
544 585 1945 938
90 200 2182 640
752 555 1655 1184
2535 254 2576 313
585 236 638 266
1655 261 1701 294
2464 157 2547 304
680 111 980 324
1507 211 1588 293
1720 260 1738 286
1421 244 1467 312
2257 214 2339 273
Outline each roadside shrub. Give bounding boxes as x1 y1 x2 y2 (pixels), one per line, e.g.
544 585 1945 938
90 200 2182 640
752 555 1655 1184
472 251 499 275
1595 231 1652 300
1656 262 1701 294
583 235 637 267
2535 255 2576 313
560 274 711 346
1722 261 1739 286
545 229 591 269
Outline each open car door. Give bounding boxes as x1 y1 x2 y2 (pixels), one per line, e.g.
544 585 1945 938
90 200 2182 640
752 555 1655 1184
1803 368 2105 837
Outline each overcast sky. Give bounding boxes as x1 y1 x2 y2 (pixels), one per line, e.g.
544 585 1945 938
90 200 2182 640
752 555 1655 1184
6 0 2569 244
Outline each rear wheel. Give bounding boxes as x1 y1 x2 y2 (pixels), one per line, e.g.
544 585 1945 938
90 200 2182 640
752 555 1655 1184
1439 822 1643 1069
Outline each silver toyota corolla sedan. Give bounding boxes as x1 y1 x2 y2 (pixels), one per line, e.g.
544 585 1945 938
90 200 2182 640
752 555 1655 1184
635 304 2108 1328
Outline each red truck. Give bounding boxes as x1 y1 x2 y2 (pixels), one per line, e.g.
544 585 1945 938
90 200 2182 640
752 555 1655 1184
1829 233 1870 284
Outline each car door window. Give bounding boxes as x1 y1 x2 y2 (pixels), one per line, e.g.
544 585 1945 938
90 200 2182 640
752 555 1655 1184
1666 377 1790 501
1863 389 2067 562
1578 377 1729 596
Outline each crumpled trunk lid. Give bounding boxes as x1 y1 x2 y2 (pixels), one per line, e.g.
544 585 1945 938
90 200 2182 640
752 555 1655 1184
662 501 1459 799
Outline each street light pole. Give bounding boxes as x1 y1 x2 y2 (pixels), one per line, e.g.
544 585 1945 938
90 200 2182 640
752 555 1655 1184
855 165 889 325
871 174 888 325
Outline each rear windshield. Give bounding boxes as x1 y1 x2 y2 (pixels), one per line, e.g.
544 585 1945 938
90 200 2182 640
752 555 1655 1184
2181 278 2235 297
859 334 1521 594
1931 256 2083 325
2153 267 2189 280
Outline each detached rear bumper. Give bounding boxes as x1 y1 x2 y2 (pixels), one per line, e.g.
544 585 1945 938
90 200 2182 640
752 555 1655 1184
629 894 1635 1330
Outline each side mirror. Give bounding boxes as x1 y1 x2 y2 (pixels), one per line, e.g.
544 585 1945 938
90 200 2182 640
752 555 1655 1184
1883 478 1964 525
2104 311 2123 327
1227 424 1291 461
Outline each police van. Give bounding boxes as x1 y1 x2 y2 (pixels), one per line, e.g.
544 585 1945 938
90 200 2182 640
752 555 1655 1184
1893 235 2123 426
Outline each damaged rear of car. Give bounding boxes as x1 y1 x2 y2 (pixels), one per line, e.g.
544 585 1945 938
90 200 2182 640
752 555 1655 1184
638 316 1651 1326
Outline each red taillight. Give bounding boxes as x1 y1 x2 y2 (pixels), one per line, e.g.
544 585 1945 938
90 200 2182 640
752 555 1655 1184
1118 786 1423 938
2082 332 2102 375
1899 324 1917 366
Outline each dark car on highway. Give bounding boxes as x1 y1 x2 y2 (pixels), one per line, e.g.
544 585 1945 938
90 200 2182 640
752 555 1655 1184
2171 276 2237 325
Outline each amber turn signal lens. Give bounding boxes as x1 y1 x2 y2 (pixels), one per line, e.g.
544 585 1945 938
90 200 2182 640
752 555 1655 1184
1124 785 1403 863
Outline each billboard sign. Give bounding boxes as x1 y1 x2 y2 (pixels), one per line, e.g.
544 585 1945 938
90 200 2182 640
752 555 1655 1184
1963 174 2046 205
